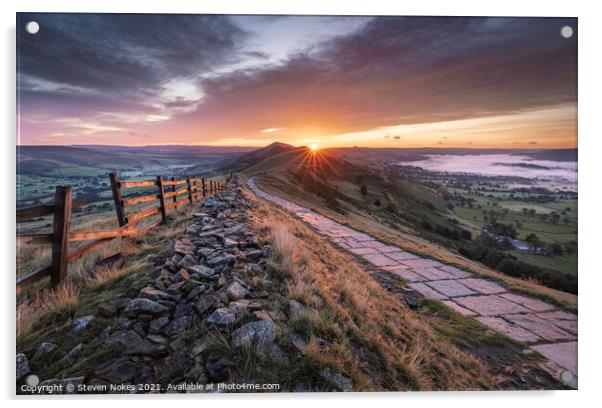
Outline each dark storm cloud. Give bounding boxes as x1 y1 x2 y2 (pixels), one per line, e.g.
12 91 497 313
181 16 577 137
17 13 247 125
18 13 245 92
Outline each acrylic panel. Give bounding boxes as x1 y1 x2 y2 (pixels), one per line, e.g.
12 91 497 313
16 13 577 394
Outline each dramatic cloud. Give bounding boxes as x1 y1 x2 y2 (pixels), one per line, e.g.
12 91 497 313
17 14 577 147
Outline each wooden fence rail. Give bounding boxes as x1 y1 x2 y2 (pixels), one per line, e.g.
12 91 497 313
16 172 226 294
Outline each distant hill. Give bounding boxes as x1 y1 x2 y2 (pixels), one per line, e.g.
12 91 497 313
519 149 577 162
233 142 297 170
16 145 254 177
184 142 298 176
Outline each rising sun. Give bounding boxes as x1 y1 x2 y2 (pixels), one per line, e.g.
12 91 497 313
310 143 319 151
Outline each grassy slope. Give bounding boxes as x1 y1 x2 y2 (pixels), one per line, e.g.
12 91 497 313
242 149 577 308
241 188 560 390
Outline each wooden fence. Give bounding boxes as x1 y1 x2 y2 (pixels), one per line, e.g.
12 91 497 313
16 172 226 294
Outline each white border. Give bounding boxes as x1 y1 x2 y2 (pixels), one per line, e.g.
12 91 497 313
2 0 601 406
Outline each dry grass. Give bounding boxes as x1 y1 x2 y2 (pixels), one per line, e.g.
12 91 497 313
249 191 494 391
17 282 80 339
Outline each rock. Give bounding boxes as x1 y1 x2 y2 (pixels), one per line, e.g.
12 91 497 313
187 284 206 300
139 287 174 302
147 334 168 345
191 335 214 356
58 343 82 365
162 315 192 336
174 240 194 255
226 281 249 301
403 291 421 309
96 358 138 383
196 294 218 315
99 297 128 317
262 245 272 257
31 342 58 362
70 315 94 334
149 316 170 333
206 254 236 269
115 317 132 329
125 298 168 316
178 254 197 268
106 330 161 356
173 269 191 282
16 353 30 381
223 238 238 248
196 248 215 259
320 368 353 392
206 358 234 382
186 264 216 278
291 335 308 354
249 290 269 299
207 308 236 325
245 250 263 261
186 224 201 235
167 281 186 294
289 300 304 316
231 320 277 355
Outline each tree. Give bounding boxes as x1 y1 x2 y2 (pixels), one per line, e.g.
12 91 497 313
525 233 543 249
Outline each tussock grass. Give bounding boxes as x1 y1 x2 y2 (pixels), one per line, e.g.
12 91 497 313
17 282 80 339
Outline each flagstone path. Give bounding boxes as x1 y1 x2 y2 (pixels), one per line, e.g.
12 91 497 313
248 178 578 387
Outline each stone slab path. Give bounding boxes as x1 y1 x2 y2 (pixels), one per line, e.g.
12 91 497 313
247 178 578 387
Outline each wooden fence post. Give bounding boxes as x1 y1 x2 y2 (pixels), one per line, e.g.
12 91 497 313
50 186 72 287
202 178 207 198
109 172 126 227
210 180 213 194
157 176 168 224
171 177 177 204
186 176 193 204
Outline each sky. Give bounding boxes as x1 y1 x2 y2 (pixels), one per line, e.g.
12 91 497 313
17 14 577 148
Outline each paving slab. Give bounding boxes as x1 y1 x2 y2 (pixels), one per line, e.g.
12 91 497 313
536 310 577 321
477 316 541 343
438 265 473 279
458 278 506 294
503 314 575 341
554 320 578 335
531 342 577 375
401 258 444 269
385 267 425 282
348 247 380 256
411 267 457 281
454 295 529 316
408 282 448 300
426 280 477 297
442 300 478 316
362 254 400 267
385 251 421 261
500 293 555 312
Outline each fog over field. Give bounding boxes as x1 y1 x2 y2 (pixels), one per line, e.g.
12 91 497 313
400 154 577 191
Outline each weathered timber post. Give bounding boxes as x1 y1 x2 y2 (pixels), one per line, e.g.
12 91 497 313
210 180 213 194
186 176 193 204
202 178 207 197
157 176 168 224
171 177 177 204
109 172 126 227
50 185 72 287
